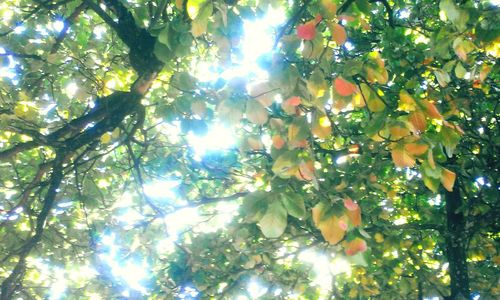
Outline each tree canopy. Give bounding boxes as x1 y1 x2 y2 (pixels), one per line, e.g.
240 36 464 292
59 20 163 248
0 0 499 299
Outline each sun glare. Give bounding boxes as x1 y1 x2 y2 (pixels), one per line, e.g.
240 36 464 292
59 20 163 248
187 123 235 159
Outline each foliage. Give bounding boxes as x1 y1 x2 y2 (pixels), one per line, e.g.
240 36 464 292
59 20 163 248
0 0 499 299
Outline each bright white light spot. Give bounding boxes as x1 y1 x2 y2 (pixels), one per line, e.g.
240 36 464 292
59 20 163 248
179 286 199 299
115 209 145 227
428 194 442 206
329 257 352 275
248 280 268 299
65 82 78 98
52 20 65 32
163 207 200 237
336 155 348 164
475 177 485 186
49 268 67 300
93 25 106 39
394 216 407 225
120 260 149 293
13 25 25 34
344 41 355 51
143 180 179 201
299 250 333 291
399 9 410 19
187 124 235 159
196 6 285 82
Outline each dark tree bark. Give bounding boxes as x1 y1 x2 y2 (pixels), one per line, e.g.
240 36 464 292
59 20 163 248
444 178 471 300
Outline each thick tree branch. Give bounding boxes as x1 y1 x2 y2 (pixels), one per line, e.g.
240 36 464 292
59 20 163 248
0 154 64 300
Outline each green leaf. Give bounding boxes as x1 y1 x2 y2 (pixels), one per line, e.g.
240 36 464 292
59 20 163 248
434 69 451 87
241 191 268 222
258 200 288 238
454 62 466 79
154 41 173 63
187 0 206 19
281 193 306 219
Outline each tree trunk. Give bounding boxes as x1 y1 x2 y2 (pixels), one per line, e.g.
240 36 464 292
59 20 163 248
444 179 471 299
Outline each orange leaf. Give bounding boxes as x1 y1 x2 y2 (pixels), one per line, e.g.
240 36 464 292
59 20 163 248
321 0 337 18
286 96 301 106
272 135 285 149
404 143 429 156
344 238 367 256
343 197 359 211
423 100 443 120
295 161 315 181
389 126 410 140
391 146 415 168
441 168 456 192
334 77 357 96
297 21 316 40
332 23 347 45
408 110 427 133
346 207 362 227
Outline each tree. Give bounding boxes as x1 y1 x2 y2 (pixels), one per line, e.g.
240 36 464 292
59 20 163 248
0 0 498 298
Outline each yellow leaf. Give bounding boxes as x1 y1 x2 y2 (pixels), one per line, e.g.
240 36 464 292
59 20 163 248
312 203 346 244
398 90 416 112
312 114 332 139
441 168 456 192
100 132 112 144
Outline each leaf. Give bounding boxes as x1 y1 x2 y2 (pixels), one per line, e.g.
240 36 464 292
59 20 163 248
296 160 315 181
422 100 443 120
241 191 268 222
191 100 207 117
272 151 299 178
100 132 112 144
321 0 337 19
344 238 367 256
423 173 440 193
281 193 306 219
246 100 268 125
217 100 243 125
297 21 316 40
154 41 173 63
312 203 346 244
331 23 347 45
311 112 332 139
434 69 451 87
288 117 309 143
248 81 276 107
258 200 288 238
404 143 429 156
307 69 327 98
441 168 456 192
408 110 427 133
272 135 285 149
187 0 206 19
346 207 362 227
398 90 416 112
334 76 357 96
391 145 415 168
343 197 359 211
455 62 466 79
